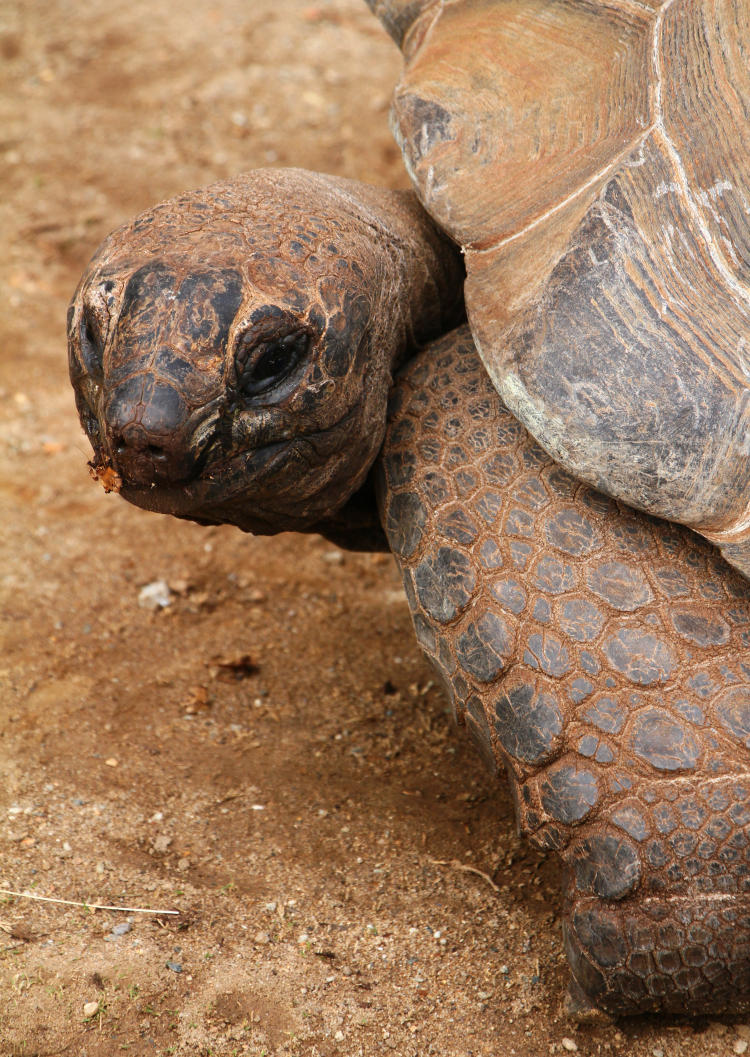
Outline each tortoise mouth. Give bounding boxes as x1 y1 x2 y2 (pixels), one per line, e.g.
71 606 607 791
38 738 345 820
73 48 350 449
109 430 218 488
114 438 336 534
114 439 289 513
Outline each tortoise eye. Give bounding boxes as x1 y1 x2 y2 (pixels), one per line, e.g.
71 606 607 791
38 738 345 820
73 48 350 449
80 308 104 376
236 329 309 397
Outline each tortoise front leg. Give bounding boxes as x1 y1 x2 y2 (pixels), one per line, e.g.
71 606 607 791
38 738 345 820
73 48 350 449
376 325 750 1016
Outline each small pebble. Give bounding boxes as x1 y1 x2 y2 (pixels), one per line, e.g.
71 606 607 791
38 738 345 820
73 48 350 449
112 921 132 936
83 1001 99 1018
652 1049 664 1057
138 580 173 610
561 1040 578 1053
105 758 118 767
735 1042 749 1055
254 932 270 945
165 960 182 973
334 1030 345 1041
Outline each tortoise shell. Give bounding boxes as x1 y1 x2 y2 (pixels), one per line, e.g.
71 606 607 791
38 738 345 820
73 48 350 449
367 0 750 575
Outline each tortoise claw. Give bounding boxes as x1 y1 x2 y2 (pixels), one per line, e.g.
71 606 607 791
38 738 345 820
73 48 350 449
564 976 613 1026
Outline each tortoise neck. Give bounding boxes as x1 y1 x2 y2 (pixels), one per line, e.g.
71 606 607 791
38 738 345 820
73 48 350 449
317 176 465 374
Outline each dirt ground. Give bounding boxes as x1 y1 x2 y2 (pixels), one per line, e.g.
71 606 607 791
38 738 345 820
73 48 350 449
0 2 748 1055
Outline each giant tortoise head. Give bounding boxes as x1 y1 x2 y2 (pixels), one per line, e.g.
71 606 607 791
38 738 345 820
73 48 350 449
68 168 463 538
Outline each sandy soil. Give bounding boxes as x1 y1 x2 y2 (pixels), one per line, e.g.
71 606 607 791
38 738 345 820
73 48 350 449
0 1 748 1054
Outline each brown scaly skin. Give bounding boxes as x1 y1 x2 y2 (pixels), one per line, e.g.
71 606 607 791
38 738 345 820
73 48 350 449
68 169 464 548
378 326 750 1016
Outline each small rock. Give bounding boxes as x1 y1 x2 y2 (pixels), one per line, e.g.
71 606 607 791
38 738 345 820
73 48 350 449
735 1042 749 1055
165 960 182 973
561 1040 578 1053
153 834 172 854
105 758 118 768
177 857 190 872
83 1001 99 1018
138 580 173 610
112 922 132 937
254 931 270 945
334 1030 345 1041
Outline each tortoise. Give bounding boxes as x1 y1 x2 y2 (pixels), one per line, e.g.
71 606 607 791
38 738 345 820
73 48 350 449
66 0 750 1017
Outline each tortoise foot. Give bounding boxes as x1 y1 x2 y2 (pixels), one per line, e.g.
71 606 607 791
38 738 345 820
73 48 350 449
564 890 750 1016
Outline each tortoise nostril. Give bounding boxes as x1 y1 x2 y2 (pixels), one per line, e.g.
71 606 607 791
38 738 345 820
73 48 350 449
114 432 168 460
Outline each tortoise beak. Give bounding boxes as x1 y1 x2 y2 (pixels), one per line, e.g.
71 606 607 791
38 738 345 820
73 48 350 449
103 373 213 487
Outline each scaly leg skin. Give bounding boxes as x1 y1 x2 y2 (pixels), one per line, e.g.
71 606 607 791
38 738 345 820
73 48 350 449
376 326 750 1016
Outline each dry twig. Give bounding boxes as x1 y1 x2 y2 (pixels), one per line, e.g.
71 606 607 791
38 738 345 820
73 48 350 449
429 858 500 893
0 889 179 915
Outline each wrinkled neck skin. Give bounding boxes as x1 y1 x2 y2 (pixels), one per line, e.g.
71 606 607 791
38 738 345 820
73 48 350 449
68 169 464 544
